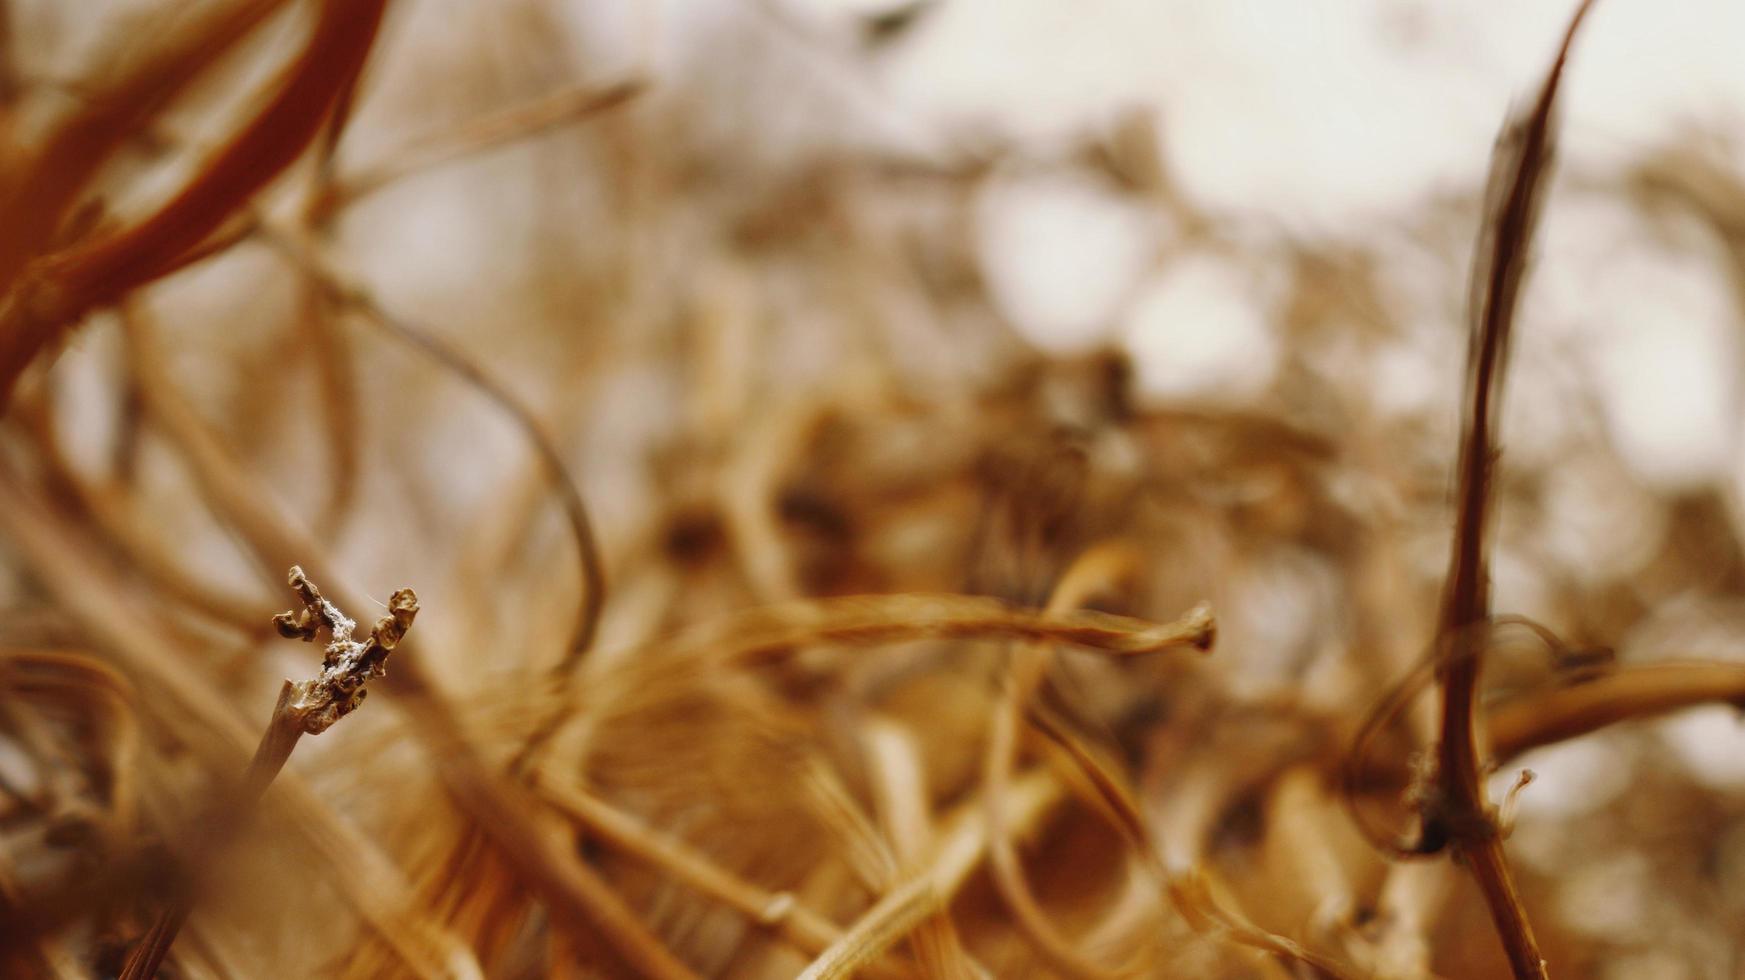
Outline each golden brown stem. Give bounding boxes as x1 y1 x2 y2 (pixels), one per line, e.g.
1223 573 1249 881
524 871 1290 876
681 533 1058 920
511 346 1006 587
0 0 388 403
1426 3 1596 977
1489 662 1745 761
120 569 417 980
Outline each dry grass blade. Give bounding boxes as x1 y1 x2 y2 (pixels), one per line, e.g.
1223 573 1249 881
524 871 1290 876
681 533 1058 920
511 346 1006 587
299 94 364 535
985 542 1145 980
5 3 1737 976
513 594 1214 775
1421 2 1598 976
863 717 985 980
697 593 1212 666
0 0 388 403
15 392 275 634
1163 870 1347 980
1025 710 1353 979
1489 662 1745 760
796 769 1066 980
0 648 140 839
332 77 646 209
531 772 854 962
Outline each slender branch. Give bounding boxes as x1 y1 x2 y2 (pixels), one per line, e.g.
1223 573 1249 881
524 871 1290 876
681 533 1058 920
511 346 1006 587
119 567 416 980
1489 662 1745 760
1425 3 1596 977
329 77 645 211
985 542 1144 980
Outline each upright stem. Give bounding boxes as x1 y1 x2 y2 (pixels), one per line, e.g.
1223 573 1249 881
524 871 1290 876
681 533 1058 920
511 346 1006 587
1427 3 1597 977
118 569 416 980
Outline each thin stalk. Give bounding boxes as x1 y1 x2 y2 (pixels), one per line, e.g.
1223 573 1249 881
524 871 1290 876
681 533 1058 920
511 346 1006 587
1427 3 1597 977
0 0 387 403
118 568 417 980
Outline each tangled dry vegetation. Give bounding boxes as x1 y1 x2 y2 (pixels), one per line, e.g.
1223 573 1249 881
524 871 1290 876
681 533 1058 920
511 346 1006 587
3 1 1745 978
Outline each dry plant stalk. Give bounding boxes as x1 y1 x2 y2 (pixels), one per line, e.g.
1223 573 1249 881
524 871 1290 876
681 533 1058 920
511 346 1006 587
117 567 418 980
984 541 1145 980
795 769 1065 980
1416 1 1597 976
9 1 1745 976
0 0 389 404
1489 662 1745 758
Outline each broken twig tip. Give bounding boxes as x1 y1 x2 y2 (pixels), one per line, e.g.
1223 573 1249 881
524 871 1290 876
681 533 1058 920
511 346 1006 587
1186 601 1217 652
275 566 417 734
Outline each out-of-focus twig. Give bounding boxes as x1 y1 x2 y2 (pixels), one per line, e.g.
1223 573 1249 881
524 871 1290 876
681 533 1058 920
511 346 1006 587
301 77 365 535
985 541 1144 980
12 390 277 635
1025 708 1352 979
0 0 288 291
670 593 1214 668
795 768 1065 980
532 771 867 967
0 0 387 404
1490 661 1745 759
862 717 986 980
326 77 646 212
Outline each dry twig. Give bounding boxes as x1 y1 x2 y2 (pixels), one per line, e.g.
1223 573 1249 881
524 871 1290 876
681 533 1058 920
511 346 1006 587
118 567 417 980
1413 2 1597 976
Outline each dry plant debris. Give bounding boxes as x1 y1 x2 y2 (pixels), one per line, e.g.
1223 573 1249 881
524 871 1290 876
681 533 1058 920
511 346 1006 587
118 567 417 980
2 0 1745 978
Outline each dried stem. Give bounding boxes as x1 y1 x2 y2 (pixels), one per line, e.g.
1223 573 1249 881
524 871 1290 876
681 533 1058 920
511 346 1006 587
862 718 985 979
531 771 864 967
0 0 288 290
330 77 646 210
985 542 1144 980
0 0 388 403
796 768 1066 980
0 459 468 976
1424 3 1596 976
1489 662 1745 760
13 391 276 634
513 592 1215 779
694 593 1214 667
1024 709 1352 979
301 93 364 535
118 567 417 980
